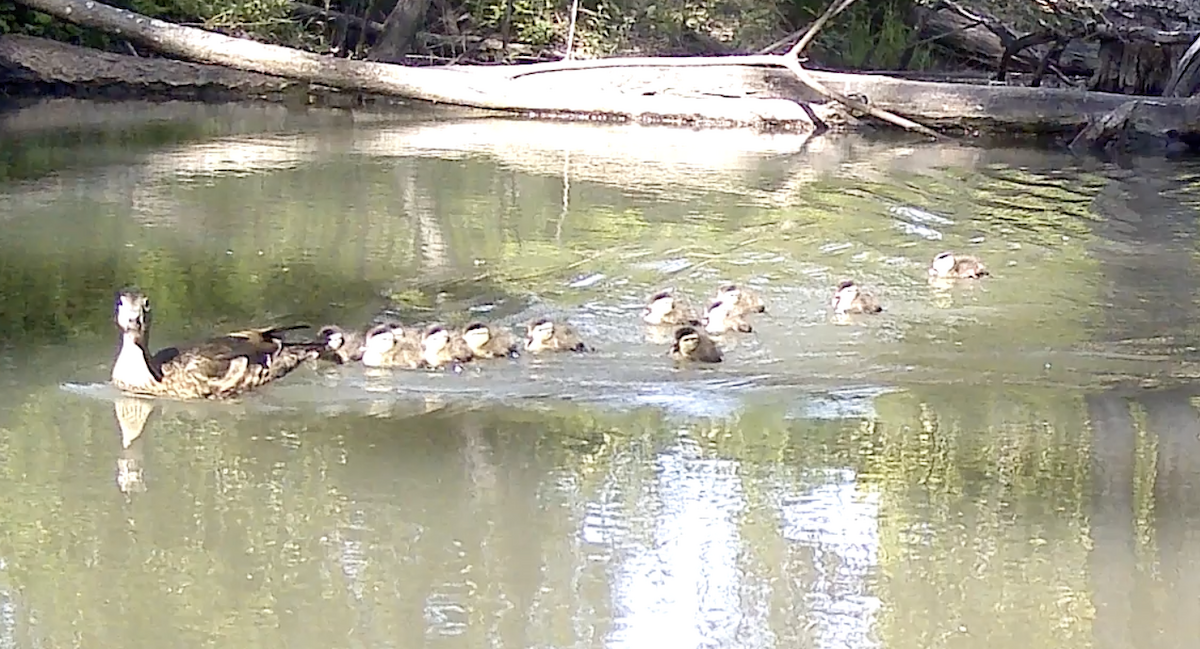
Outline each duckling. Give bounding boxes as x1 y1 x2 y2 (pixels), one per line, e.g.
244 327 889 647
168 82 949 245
361 324 463 369
716 283 766 314
831 280 883 314
669 325 722 363
460 322 520 359
318 324 367 364
703 299 753 335
442 328 478 364
524 318 590 353
424 325 470 368
360 323 421 368
642 291 699 326
929 251 989 279
110 289 325 400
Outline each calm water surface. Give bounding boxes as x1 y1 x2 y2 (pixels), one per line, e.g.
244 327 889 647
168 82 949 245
2 99 1200 648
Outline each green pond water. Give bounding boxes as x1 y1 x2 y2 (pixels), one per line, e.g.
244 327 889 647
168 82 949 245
1 98 1199 648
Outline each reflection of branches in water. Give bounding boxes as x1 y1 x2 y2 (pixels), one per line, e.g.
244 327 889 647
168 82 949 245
462 417 497 489
1088 173 1200 343
1084 385 1200 638
405 167 450 271
557 149 570 243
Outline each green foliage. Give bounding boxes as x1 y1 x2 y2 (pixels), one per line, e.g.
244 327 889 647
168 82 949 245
463 0 559 47
784 0 932 69
0 0 306 50
456 0 784 55
0 0 940 69
176 0 312 46
0 1 88 44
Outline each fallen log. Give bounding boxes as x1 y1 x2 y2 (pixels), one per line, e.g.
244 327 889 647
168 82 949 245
7 0 1200 154
0 33 305 102
0 33 450 111
5 28 1200 155
1068 99 1200 156
11 0 831 130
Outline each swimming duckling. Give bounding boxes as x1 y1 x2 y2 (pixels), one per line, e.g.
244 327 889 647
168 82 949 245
716 283 766 315
358 324 414 368
460 322 520 359
318 324 367 364
831 280 883 314
669 325 722 363
524 318 590 353
361 323 461 369
642 290 699 326
703 299 753 335
929 251 989 279
110 289 325 400
445 327 477 364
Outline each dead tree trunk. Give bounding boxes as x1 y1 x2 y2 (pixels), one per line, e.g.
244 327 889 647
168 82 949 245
367 0 433 62
10 0 824 128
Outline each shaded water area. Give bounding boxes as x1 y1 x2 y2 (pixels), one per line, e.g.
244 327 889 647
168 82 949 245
2 98 1200 648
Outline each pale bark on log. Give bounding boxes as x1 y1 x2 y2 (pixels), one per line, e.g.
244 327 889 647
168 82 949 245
1164 32 1200 97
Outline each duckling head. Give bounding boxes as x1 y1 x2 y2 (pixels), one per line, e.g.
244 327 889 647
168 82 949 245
526 318 556 347
362 323 398 355
114 289 150 332
831 280 860 312
674 326 703 356
318 325 346 351
930 251 956 276
461 322 492 353
422 325 453 355
642 291 677 324
718 283 766 313
704 299 752 334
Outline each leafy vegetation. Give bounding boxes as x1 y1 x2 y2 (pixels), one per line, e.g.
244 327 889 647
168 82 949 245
0 0 936 70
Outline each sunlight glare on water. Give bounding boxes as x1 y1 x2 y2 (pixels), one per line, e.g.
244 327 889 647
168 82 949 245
1 100 1200 649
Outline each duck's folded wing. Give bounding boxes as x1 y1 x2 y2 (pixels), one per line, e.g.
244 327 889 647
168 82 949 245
176 336 281 378
226 324 309 343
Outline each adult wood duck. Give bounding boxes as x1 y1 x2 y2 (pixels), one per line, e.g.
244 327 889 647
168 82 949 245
110 289 325 400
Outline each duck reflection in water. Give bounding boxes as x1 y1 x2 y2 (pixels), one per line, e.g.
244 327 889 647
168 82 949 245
112 397 155 494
